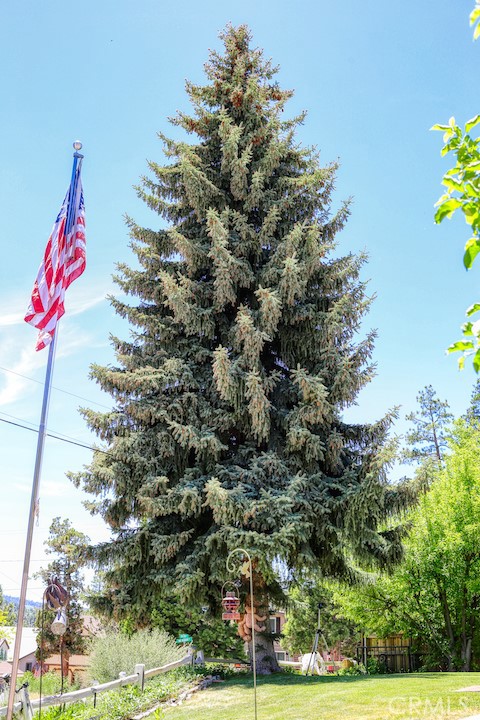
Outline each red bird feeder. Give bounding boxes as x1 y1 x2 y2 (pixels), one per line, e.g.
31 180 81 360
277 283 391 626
221 588 241 621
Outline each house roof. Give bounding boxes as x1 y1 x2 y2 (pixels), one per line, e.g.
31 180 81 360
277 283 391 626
0 661 12 677
2 628 37 662
0 616 103 666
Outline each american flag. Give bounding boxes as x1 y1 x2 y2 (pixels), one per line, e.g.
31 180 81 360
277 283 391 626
25 162 86 351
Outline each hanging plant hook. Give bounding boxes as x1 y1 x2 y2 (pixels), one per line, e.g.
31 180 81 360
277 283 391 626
226 548 257 720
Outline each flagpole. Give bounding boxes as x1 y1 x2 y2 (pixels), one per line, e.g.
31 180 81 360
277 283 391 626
6 146 83 720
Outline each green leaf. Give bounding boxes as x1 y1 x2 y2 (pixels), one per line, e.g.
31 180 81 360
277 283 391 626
474 349 480 373
465 181 480 198
442 177 463 193
464 237 480 269
447 341 475 353
430 123 450 132
473 318 480 336
434 198 462 223
470 6 480 24
466 303 480 317
434 193 449 207
462 321 474 335
475 23 480 40
458 355 466 370
466 115 480 133
463 206 479 228
449 116 456 128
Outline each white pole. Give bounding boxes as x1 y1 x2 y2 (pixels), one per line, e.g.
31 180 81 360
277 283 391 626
6 334 58 720
6 146 83 720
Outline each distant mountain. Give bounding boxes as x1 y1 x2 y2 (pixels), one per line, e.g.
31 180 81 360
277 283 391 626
4 596 42 610
3 596 41 627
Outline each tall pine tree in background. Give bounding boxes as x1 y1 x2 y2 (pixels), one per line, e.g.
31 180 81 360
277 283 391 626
35 518 89 678
465 378 480 425
402 385 453 493
404 385 453 465
75 25 412 672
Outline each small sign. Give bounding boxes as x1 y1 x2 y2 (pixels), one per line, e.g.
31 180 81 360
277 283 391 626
176 633 193 644
222 612 241 621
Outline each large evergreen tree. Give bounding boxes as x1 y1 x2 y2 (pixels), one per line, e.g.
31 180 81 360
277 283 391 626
75 25 411 672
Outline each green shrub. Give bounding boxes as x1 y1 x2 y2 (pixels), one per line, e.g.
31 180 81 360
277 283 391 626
87 628 183 683
32 666 201 720
281 665 300 675
336 663 366 676
366 657 388 675
203 662 249 679
151 602 245 659
22 671 76 696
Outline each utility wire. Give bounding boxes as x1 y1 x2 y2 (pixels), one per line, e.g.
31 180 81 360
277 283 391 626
0 364 112 410
0 415 110 456
0 409 97 447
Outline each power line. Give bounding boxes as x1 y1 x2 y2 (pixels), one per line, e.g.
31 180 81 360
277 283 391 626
0 364 113 410
0 415 110 456
0 409 99 448
0 409 38 431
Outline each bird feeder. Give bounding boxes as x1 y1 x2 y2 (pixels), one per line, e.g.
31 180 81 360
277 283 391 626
45 576 69 610
51 607 67 636
221 586 241 621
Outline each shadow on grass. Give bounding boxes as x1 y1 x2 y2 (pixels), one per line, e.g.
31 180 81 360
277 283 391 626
207 671 456 693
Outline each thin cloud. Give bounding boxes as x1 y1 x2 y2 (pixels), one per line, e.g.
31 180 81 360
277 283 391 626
0 281 112 328
0 341 46 406
0 311 25 328
0 324 95 407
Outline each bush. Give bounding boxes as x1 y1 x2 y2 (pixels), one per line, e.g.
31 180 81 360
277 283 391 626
33 705 97 720
22 671 78 696
281 664 300 675
336 664 366 676
366 657 388 675
87 628 184 683
150 602 245 659
33 666 201 720
203 662 249 679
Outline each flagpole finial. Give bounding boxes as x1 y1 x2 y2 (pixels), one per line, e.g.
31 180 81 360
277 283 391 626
73 140 82 151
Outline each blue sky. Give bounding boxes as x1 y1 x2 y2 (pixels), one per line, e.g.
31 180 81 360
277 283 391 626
0 0 478 600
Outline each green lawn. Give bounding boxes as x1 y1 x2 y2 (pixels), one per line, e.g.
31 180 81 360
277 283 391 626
162 672 480 720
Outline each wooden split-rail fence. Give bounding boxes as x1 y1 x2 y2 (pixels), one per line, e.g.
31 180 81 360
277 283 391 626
0 652 193 719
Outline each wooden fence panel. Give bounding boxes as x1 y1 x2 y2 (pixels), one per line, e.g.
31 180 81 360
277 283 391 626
0 654 191 718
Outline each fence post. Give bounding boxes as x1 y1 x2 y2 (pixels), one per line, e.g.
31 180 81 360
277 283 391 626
134 664 145 692
186 647 195 667
18 685 33 720
195 650 205 666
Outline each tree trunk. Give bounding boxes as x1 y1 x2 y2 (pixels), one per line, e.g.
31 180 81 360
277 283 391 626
436 581 456 669
248 633 280 674
60 639 70 687
431 419 442 462
236 568 280 675
462 637 473 672
463 595 478 672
